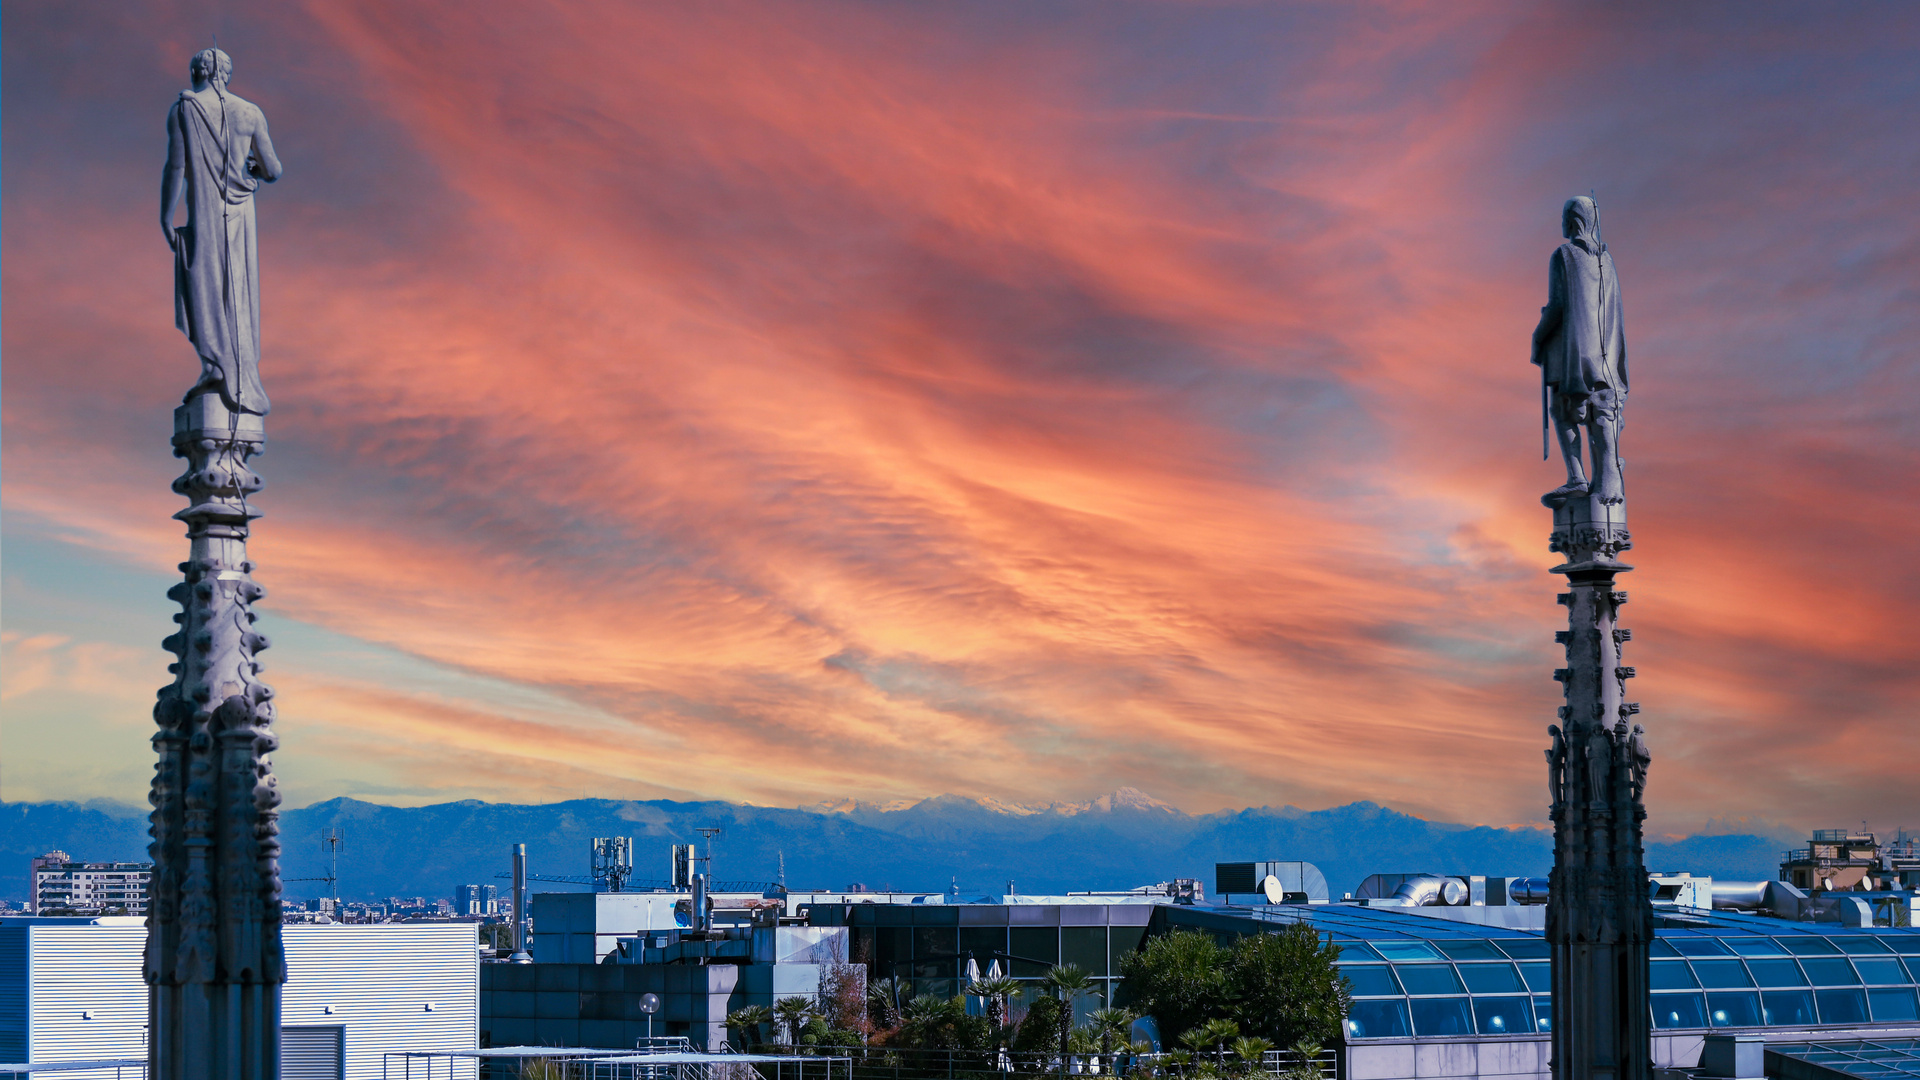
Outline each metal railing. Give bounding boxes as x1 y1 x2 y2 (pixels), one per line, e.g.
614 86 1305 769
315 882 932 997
736 1045 1338 1080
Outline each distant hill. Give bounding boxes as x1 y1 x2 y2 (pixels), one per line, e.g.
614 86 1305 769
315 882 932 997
0 788 1789 904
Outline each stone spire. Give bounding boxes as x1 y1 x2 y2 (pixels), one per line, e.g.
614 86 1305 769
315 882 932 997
148 46 287 1079
1530 196 1652 1080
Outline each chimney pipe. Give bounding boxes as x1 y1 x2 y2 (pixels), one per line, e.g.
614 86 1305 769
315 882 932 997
509 843 533 963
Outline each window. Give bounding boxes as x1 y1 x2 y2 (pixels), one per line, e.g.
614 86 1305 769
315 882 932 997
1008 927 1057 976
1472 997 1532 1035
1852 958 1909 985
960 926 1006 965
1746 959 1809 987
1705 992 1762 1028
1668 938 1734 957
1061 927 1106 976
1395 964 1464 996
1408 998 1473 1037
1800 958 1860 986
1650 993 1707 1030
1436 940 1505 961
1372 940 1443 961
1335 940 1382 960
1496 939 1550 961
1868 988 1920 1023
1779 937 1844 956
1108 925 1146 972
1650 962 1700 990
1815 989 1869 1025
1340 965 1402 997
1762 990 1817 1026
1345 999 1410 1039
1691 960 1756 989
1831 937 1894 955
1518 962 1550 992
1532 997 1552 1033
1458 964 1526 995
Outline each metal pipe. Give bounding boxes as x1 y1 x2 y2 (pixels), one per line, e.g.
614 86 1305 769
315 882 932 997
1509 878 1550 905
692 872 710 933
1390 875 1469 906
509 843 532 962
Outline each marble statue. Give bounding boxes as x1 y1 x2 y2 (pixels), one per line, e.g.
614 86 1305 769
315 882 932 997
149 47 287 1080
161 47 281 415
1531 196 1626 507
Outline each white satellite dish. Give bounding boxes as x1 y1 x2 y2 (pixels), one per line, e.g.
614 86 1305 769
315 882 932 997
1262 874 1285 904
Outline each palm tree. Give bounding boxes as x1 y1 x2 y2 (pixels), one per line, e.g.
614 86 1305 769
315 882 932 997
969 975 1022 1034
728 1005 774 1049
1284 1038 1326 1080
1192 1019 1239 1066
1231 1036 1273 1076
774 996 815 1049
1043 965 1099 1077
1088 1007 1135 1072
867 977 902 1030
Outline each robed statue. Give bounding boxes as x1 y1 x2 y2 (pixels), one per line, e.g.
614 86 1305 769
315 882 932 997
1531 196 1626 507
161 47 282 415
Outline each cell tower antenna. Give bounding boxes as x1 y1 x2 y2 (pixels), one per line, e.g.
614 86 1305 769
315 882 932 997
321 828 343 903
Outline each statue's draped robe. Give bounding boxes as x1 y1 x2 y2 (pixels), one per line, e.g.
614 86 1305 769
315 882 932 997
1536 235 1627 399
171 88 270 415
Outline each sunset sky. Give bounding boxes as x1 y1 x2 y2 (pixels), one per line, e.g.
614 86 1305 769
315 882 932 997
3 1 1915 837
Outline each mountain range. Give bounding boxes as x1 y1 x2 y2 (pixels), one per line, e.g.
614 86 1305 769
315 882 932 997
0 788 1789 903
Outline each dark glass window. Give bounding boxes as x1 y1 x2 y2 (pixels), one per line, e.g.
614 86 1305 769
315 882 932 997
1907 959 1920 983
1496 939 1550 960
1650 962 1700 990
1408 998 1473 1037
1061 927 1107 976
1762 990 1817 1026
1779 937 1843 956
1747 959 1809 987
915 927 958 964
1459 964 1526 994
1832 936 1894 955
876 927 912 971
1008 927 1057 977
1109 925 1147 972
1815 988 1869 1025
1800 958 1859 986
1345 999 1411 1040
1868 988 1920 1023
1691 960 1755 989
1650 993 1707 1030
1518 962 1550 993
1705 992 1762 1028
1851 958 1908 985
1395 964 1464 995
1532 997 1552 1033
1724 937 1785 957
959 927 1007 965
1335 940 1382 961
1437 940 1505 961
1650 939 1682 957
1472 997 1532 1035
1668 937 1734 957
1340 965 1402 997
1372 940 1443 961
1489 933 1551 957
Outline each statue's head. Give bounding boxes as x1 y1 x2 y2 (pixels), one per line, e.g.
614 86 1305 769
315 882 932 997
190 48 233 88
1561 196 1598 243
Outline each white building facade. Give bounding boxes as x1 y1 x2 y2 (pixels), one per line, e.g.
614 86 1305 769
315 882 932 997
0 918 478 1078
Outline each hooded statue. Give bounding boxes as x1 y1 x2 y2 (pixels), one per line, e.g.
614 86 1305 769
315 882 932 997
161 47 282 415
1531 196 1626 505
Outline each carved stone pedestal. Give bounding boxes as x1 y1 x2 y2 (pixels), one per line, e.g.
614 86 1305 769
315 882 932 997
145 392 286 1079
1546 492 1651 1080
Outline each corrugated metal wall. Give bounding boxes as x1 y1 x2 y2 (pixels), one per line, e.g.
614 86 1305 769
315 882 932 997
4 921 477 1079
26 923 149 1074
283 924 478 1079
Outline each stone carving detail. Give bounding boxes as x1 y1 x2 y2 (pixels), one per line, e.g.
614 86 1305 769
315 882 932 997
1536 198 1652 1080
147 47 286 1080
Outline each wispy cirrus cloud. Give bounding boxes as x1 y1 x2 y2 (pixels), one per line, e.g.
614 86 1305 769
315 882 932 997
3 0 1915 833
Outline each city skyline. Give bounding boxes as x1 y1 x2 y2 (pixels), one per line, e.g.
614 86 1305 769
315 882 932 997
3 2 1916 834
